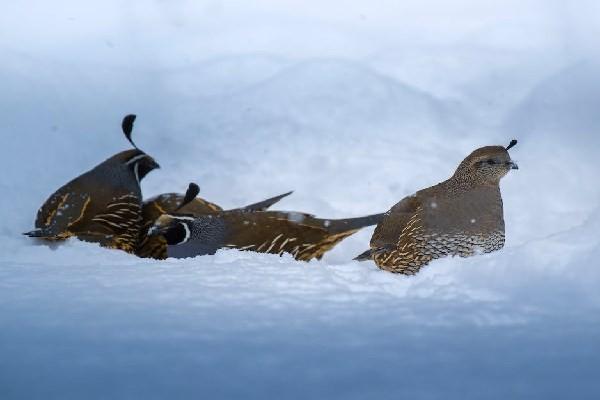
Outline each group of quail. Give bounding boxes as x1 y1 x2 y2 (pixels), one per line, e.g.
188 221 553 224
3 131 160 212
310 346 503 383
25 115 518 275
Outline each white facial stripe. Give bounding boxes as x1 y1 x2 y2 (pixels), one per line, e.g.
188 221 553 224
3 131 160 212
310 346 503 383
181 224 191 243
164 214 196 221
133 162 140 184
126 154 147 165
180 222 191 244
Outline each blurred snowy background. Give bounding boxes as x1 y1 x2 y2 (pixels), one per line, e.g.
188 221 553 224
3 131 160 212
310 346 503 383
1 0 600 398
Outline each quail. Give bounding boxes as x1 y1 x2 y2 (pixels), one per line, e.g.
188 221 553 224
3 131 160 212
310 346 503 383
354 140 519 274
136 187 293 259
24 114 159 253
147 184 384 261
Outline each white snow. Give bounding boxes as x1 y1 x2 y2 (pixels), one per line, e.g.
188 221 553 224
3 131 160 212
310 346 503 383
1 1 600 399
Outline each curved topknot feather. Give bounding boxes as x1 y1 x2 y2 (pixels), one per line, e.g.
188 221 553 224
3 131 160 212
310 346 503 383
506 139 518 151
177 183 201 211
122 114 137 148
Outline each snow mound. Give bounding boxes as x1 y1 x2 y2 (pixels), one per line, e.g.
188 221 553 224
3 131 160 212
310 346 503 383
505 60 600 144
2 2 600 398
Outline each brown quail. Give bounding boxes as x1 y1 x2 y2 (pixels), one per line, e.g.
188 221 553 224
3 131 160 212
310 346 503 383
354 140 519 274
24 115 159 253
146 184 384 261
136 187 293 259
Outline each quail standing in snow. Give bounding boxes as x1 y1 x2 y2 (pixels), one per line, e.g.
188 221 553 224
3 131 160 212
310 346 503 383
355 140 519 274
24 115 159 253
146 184 384 261
136 187 293 259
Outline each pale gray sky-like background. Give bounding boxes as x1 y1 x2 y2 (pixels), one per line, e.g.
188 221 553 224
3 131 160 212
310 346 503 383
1 1 600 399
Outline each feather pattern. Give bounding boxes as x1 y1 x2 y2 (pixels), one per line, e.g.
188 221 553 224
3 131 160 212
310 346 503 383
356 145 517 274
27 148 158 254
161 210 384 261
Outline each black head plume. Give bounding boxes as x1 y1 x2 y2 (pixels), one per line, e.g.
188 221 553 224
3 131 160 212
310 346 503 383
176 183 200 211
122 114 137 148
506 139 518 151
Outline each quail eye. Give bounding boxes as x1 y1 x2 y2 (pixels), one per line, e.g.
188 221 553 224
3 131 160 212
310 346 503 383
486 159 496 165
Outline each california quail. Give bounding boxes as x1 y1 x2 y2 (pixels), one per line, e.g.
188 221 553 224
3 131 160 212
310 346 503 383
354 140 519 274
24 114 159 253
136 188 293 259
147 184 384 261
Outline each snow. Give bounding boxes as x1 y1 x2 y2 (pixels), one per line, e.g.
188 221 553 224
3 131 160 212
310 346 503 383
2 1 600 398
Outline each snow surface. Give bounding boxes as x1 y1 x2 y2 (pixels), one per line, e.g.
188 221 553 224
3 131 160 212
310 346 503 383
1 1 600 398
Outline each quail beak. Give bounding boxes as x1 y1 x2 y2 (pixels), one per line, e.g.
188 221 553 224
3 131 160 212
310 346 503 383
147 225 164 237
148 214 178 237
509 161 519 170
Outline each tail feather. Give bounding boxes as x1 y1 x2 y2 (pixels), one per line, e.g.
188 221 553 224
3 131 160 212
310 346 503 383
23 228 71 240
326 213 385 234
354 245 391 261
23 228 59 239
23 228 49 238
354 248 374 261
241 191 293 212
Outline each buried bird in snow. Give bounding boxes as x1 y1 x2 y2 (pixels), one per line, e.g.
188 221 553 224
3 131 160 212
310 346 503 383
147 183 384 261
137 186 294 259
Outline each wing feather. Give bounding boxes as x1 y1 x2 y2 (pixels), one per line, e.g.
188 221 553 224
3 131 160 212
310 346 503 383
371 194 421 248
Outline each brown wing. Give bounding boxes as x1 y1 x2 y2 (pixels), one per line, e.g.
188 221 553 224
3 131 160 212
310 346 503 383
371 194 421 249
136 234 168 260
262 211 383 260
221 211 361 261
33 181 93 240
77 193 143 253
143 193 223 217
33 187 143 253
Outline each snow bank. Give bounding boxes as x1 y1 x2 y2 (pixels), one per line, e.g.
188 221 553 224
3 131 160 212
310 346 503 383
1 1 600 398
